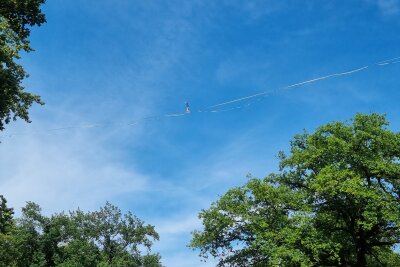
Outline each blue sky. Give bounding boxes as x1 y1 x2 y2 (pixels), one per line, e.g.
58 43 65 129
1 0 400 266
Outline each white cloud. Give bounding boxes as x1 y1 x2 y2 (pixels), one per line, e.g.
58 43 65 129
0 130 150 214
162 253 216 267
156 213 201 236
153 213 218 267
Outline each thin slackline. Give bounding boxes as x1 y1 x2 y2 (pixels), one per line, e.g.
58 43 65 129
1 112 189 138
203 65 372 110
201 56 400 111
377 56 400 65
1 55 399 139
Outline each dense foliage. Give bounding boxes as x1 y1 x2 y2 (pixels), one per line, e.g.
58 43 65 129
0 0 46 131
0 196 162 267
191 113 400 266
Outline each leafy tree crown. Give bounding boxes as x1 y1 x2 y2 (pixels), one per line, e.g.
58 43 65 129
191 113 400 267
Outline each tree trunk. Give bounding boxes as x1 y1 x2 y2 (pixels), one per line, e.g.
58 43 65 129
105 235 113 264
355 230 367 267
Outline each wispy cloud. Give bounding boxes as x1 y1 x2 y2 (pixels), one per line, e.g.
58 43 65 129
153 212 217 267
222 0 289 20
0 0 200 212
376 0 400 15
0 130 150 213
156 213 201 235
161 252 216 267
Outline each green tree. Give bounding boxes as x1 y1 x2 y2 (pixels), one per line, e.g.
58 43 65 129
0 195 19 267
67 202 161 267
191 113 400 266
0 195 14 233
15 202 48 266
0 197 162 267
0 0 46 131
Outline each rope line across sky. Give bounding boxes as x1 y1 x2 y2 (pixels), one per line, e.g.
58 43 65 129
1 56 399 139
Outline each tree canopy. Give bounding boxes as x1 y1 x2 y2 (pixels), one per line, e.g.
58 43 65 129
0 0 46 131
0 197 162 267
190 113 400 267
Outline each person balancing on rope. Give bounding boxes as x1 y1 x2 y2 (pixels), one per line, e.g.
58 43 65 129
185 102 191 113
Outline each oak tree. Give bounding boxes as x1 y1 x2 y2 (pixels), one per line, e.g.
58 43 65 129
191 113 400 266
